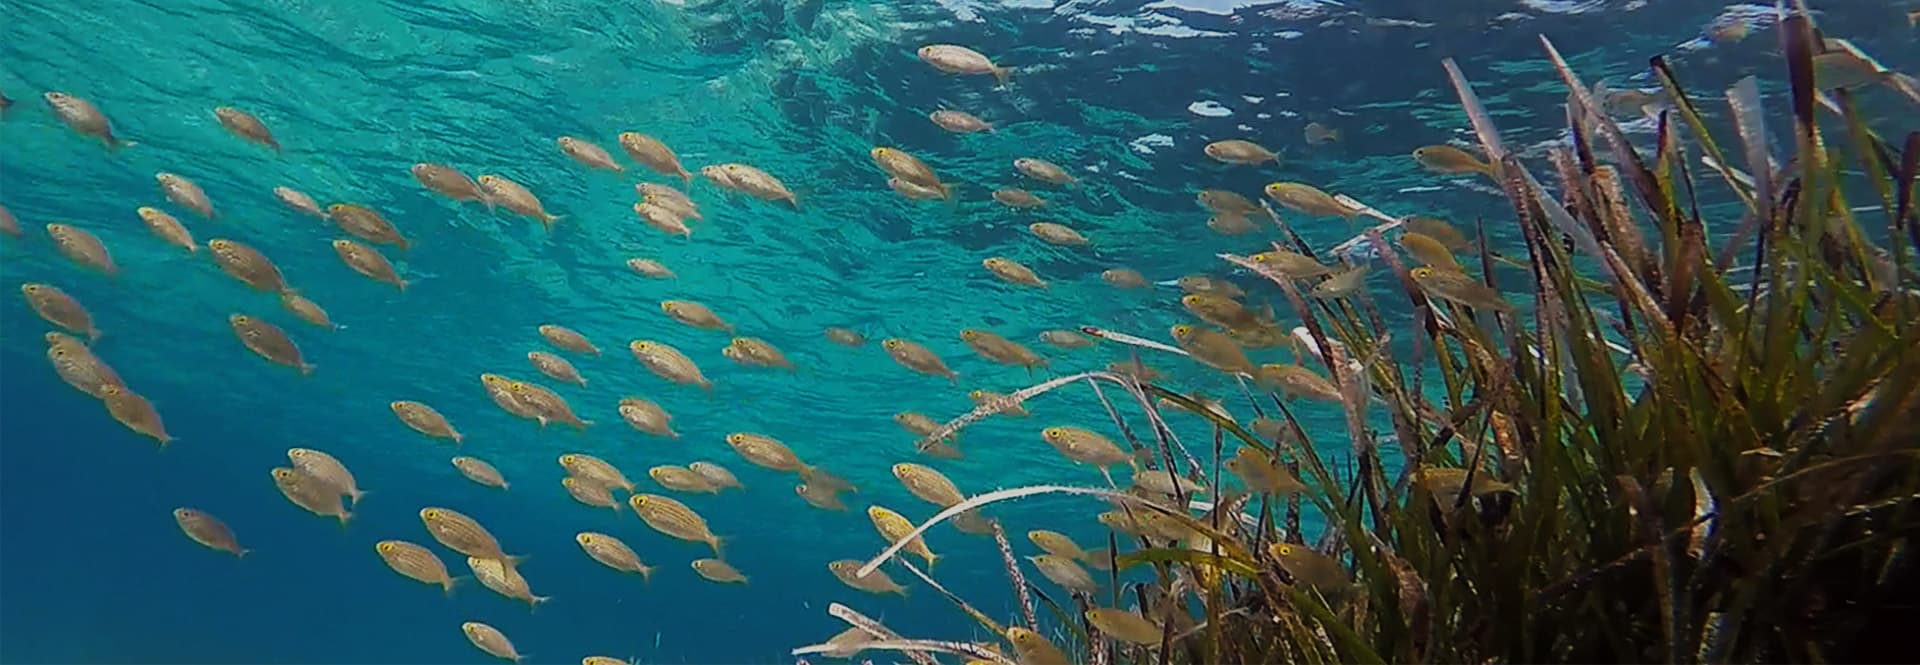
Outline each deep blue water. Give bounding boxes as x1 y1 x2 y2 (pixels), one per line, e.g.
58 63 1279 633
2 0 1915 663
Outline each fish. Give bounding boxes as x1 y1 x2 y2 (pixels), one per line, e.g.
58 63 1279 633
477 174 561 227
636 183 700 218
660 300 733 332
411 164 490 206
46 224 118 275
1028 222 1089 246
618 132 693 183
870 147 950 196
19 284 98 341
0 204 17 236
824 327 866 346
1225 447 1307 495
527 351 587 386
691 558 748 584
1170 324 1255 374
929 109 994 133
992 188 1046 208
725 432 809 473
1007 627 1071 665
1178 274 1245 298
330 239 408 290
135 206 196 253
1303 122 1342 146
632 201 692 238
1402 216 1470 249
917 44 1012 84
173 508 247 557
563 477 623 512
960 329 1046 371
1103 268 1150 288
44 92 130 149
557 136 623 172
625 258 676 279
1254 363 1341 401
229 314 313 375
374 540 459 594
882 338 957 382
725 337 795 371
467 556 550 610
451 456 510 490
1310 266 1371 299
559 453 635 493
1268 542 1353 601
213 106 278 152
286 447 365 507
1197 189 1267 217
391 400 465 444
888 176 948 201
949 509 997 537
617 397 678 439
45 334 124 398
629 494 725 557
1028 530 1089 559
538 324 600 356
419 507 522 563
1040 329 1094 348
1263 182 1355 219
270 467 350 525
1399 231 1464 272
983 256 1047 288
511 380 590 429
969 388 1031 417
1087 608 1165 645
829 560 909 595
1204 139 1279 165
325 204 410 250
1040 426 1132 470
1181 293 1268 331
1208 212 1260 235
576 532 656 581
689 461 744 490
629 340 713 392
892 463 967 507
460 622 523 663
708 163 798 206
868 506 938 569
1413 145 1493 176
1249 249 1335 279
1131 469 1208 497
796 482 849 511
648 465 721 494
1014 158 1077 185
208 239 288 293
97 382 168 443
1410 266 1514 312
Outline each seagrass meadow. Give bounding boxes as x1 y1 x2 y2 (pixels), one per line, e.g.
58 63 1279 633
831 9 1920 665
2 0 1919 664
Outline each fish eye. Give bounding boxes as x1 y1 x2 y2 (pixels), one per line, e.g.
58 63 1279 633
378 543 393 552
424 509 440 518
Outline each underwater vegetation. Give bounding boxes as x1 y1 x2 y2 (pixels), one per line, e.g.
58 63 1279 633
809 8 1920 665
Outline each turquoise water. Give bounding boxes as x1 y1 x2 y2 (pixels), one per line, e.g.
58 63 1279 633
3 1 1915 663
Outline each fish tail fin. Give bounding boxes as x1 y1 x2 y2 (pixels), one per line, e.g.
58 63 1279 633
451 431 466 445
507 554 531 568
349 489 368 508
87 328 102 344
300 363 317 376
236 548 252 559
445 576 467 596
709 535 725 559
529 595 552 612
679 169 694 185
337 510 352 530
993 66 1013 86
640 564 656 585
